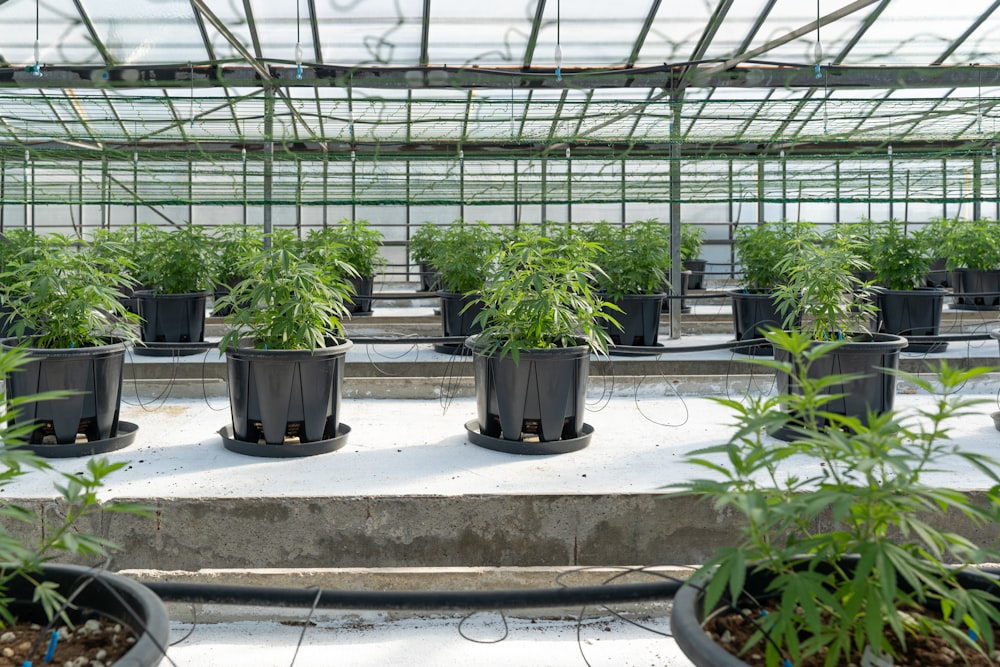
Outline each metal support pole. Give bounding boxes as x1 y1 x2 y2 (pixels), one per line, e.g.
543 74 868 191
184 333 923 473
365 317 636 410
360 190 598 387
620 158 626 223
263 87 274 249
541 158 547 223
888 146 894 220
973 153 982 220
459 150 465 220
756 158 765 224
566 147 572 223
669 94 682 340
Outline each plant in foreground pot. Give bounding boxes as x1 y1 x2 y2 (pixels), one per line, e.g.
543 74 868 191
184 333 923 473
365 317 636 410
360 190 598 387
2 234 141 449
669 329 1000 667
216 241 356 454
464 227 619 451
132 223 214 349
729 221 818 355
587 219 669 348
0 344 168 666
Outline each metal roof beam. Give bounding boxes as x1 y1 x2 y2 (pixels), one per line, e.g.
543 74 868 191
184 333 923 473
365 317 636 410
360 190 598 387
522 0 547 69
419 0 431 67
71 0 115 67
626 0 661 68
703 0 882 75
308 0 323 64
932 1 1000 65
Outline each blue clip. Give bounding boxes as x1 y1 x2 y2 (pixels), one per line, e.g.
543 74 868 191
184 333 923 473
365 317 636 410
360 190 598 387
969 628 978 641
555 67 562 82
296 65 303 80
43 629 58 662
32 62 41 77
815 64 822 79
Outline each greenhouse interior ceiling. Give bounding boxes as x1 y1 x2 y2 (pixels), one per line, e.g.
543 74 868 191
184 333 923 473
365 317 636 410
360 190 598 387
1 0 1000 209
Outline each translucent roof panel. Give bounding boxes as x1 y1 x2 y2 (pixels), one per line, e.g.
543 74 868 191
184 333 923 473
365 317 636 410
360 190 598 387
313 0 425 65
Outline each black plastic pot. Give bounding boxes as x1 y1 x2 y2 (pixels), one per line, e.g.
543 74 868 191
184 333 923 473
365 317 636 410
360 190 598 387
437 291 482 354
603 293 664 348
347 275 375 316
772 333 908 441
949 268 1000 310
136 290 209 344
683 258 707 290
467 337 590 445
0 337 129 448
875 287 947 353
671 558 1000 667
225 339 353 447
925 257 949 288
6 564 169 667
728 289 785 356
419 261 442 293
662 270 691 314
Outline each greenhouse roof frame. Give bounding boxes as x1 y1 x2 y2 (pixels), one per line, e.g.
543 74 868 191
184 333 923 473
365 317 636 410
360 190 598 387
0 0 999 158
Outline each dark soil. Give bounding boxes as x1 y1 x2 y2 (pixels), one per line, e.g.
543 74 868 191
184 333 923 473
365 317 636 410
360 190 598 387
0 618 135 667
704 606 1000 667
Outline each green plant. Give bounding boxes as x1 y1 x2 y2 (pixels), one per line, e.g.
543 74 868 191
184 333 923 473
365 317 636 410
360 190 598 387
669 329 1000 667
409 222 445 265
211 224 264 286
734 221 819 290
868 220 934 290
431 221 500 294
134 223 213 294
470 227 619 361
586 219 669 300
308 219 386 279
4 234 139 348
681 224 705 262
936 218 1000 271
217 240 355 351
773 234 876 340
0 345 149 626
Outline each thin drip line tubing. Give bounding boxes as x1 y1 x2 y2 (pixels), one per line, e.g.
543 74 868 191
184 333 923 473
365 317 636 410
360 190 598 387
142 579 683 611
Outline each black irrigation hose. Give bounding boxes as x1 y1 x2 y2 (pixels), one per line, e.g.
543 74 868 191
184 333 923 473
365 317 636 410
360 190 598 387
143 579 683 611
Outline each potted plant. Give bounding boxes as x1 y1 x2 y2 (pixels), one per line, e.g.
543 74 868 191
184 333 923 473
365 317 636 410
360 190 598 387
937 217 1000 309
681 224 707 290
669 329 1000 667
729 221 817 355
770 235 908 440
426 221 500 354
866 220 947 353
464 226 619 454
306 219 386 316
0 344 168 666
587 219 668 351
1 233 142 454
0 228 45 337
409 222 444 292
215 240 355 457
210 223 264 316
132 223 214 353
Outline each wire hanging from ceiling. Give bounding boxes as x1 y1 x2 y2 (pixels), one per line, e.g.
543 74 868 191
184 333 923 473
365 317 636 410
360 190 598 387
554 0 563 82
814 0 823 79
295 0 304 80
32 0 41 77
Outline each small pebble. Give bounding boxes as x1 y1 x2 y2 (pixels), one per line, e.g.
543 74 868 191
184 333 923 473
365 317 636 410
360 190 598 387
95 649 108 660
1 647 12 657
0 632 14 643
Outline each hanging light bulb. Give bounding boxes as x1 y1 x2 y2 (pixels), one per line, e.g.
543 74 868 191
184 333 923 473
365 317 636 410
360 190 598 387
295 42 303 80
33 39 41 77
554 43 563 82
